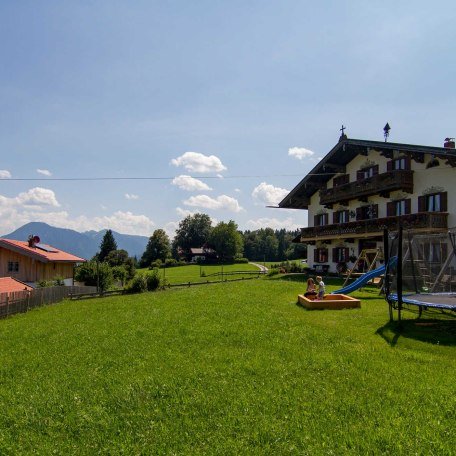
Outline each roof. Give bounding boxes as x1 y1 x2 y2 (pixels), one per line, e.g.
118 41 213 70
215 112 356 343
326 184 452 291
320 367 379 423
278 138 456 209
0 239 86 263
0 277 33 293
190 247 216 255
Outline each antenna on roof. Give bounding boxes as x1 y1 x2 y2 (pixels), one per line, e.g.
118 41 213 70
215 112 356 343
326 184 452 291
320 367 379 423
383 123 391 142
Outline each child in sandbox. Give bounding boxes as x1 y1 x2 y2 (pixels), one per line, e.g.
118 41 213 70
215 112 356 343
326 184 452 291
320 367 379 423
316 276 326 300
304 277 317 299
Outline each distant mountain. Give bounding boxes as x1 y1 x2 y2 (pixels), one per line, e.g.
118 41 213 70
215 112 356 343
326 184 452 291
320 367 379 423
2 222 149 260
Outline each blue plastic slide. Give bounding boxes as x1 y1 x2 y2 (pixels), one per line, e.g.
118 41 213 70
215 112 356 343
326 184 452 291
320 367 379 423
332 257 397 295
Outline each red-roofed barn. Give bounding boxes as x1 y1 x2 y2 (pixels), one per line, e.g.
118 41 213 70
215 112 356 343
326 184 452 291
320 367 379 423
0 235 86 286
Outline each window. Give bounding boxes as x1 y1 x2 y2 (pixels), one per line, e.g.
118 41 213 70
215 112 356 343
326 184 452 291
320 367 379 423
333 174 349 187
314 248 328 263
418 192 447 213
333 210 349 224
332 247 349 263
357 165 379 181
7 261 19 273
314 213 328 227
387 156 411 171
356 204 378 220
387 199 411 216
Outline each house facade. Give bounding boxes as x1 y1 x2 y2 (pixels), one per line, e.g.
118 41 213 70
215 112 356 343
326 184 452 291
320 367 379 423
279 137 456 273
0 237 86 286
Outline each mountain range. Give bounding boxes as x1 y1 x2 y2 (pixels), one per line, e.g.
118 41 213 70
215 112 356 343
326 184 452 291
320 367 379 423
2 222 149 260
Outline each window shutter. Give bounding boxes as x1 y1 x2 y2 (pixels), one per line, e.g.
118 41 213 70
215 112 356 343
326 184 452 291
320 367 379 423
314 249 319 262
323 213 328 225
357 170 364 181
333 212 338 224
405 156 411 170
356 207 362 220
314 215 319 226
372 204 378 218
332 248 338 262
418 195 425 212
344 248 349 261
440 192 448 212
387 202 394 217
405 199 411 214
373 165 379 176
387 160 393 171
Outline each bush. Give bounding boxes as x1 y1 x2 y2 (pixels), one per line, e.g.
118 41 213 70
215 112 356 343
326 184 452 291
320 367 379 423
112 266 128 286
74 261 113 292
145 269 161 291
126 273 148 294
149 259 162 269
164 258 178 267
234 257 249 264
267 268 279 277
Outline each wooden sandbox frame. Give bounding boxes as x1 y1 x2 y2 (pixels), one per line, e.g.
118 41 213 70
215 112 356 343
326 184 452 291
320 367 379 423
298 294 361 310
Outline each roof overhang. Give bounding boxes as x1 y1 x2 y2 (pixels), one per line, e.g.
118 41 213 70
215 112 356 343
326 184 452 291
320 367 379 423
278 138 456 209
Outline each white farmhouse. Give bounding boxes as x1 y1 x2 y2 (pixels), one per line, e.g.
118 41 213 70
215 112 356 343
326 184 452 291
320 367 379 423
279 136 456 274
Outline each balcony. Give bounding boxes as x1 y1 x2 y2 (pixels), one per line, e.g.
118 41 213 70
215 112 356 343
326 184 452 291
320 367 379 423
320 170 414 206
297 212 448 242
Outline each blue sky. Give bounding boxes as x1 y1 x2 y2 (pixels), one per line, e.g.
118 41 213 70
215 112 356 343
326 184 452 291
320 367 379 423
1 1 455 237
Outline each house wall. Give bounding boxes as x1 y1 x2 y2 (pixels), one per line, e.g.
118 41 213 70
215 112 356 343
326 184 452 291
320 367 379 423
306 149 455 273
0 247 75 283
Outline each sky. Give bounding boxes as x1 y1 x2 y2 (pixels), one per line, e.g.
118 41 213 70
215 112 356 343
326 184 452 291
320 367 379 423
1 1 455 238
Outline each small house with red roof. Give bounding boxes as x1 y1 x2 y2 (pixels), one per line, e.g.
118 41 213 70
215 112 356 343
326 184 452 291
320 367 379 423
0 235 85 286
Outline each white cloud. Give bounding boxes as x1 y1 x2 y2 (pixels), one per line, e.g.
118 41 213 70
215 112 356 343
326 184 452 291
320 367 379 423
125 193 139 200
37 169 52 177
234 188 241 193
183 194 243 212
246 217 301 231
164 221 179 238
9 187 60 208
171 151 227 173
251 182 289 206
288 147 315 160
176 207 198 218
0 170 12 179
0 188 154 236
172 175 212 191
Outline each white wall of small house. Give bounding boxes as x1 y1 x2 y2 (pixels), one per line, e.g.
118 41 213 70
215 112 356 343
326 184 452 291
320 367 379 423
305 148 456 273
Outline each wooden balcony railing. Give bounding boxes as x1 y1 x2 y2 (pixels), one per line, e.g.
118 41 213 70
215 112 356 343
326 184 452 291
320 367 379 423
298 212 448 241
320 170 414 206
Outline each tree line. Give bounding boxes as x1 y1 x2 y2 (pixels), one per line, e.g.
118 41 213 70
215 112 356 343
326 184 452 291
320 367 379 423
139 213 306 267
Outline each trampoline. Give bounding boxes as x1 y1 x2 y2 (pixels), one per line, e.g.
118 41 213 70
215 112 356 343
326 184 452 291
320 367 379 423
384 226 456 322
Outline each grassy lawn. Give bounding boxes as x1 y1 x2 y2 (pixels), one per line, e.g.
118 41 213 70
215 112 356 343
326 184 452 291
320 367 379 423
0 277 455 454
137 262 261 285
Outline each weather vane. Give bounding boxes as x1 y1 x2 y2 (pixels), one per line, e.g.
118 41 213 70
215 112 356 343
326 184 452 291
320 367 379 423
383 123 391 142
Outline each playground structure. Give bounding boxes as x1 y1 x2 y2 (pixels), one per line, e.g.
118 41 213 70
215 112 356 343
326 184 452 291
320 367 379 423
341 248 384 287
332 257 396 295
384 227 456 323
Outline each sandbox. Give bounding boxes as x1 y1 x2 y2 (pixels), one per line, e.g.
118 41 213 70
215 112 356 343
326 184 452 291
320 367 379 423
298 294 361 310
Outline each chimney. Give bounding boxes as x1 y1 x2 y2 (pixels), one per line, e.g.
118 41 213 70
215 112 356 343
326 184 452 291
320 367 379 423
28 235 36 247
444 137 455 149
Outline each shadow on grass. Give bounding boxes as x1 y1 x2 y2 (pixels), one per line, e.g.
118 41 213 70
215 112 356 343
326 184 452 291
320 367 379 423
376 319 456 347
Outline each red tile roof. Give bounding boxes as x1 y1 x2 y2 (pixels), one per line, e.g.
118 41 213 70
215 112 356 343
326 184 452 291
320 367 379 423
0 277 33 293
0 239 86 263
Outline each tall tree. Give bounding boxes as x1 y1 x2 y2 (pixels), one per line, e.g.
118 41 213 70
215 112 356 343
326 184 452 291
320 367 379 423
208 220 243 261
98 229 117 262
173 213 213 254
140 229 171 267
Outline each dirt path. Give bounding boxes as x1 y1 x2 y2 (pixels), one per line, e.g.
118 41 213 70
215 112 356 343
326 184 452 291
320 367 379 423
249 262 268 273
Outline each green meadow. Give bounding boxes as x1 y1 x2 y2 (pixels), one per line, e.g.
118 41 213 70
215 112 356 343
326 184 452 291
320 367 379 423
0 277 455 454
137 262 261 285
